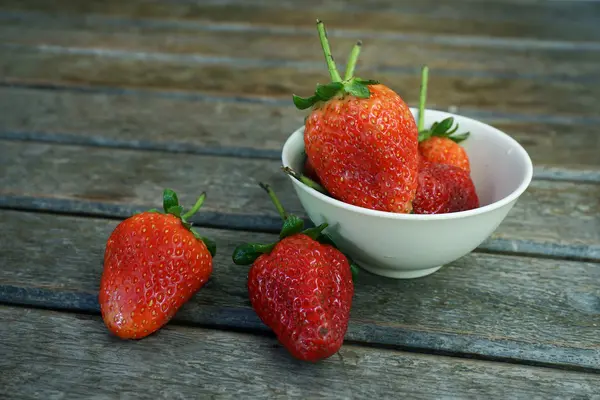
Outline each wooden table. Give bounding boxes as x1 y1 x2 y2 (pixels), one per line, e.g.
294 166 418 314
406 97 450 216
1 1 599 398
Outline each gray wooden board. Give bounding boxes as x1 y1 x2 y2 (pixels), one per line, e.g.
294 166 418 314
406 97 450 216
0 87 599 176
1 210 599 370
1 0 599 43
0 140 598 261
2 306 600 400
1 44 598 119
2 13 600 81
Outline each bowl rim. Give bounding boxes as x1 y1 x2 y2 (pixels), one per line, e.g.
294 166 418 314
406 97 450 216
281 108 534 221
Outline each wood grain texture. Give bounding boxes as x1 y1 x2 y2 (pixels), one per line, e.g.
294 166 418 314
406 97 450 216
1 43 598 118
0 140 598 260
2 12 600 81
1 210 599 370
1 0 599 43
2 306 600 400
1 87 599 175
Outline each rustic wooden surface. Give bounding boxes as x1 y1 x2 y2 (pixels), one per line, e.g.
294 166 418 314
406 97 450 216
3 305 600 400
2 210 599 371
1 0 599 398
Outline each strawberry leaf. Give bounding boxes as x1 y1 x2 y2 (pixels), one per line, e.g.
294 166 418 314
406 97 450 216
449 132 470 143
431 117 454 136
344 80 370 98
302 223 329 240
199 235 217 257
293 94 319 110
355 78 379 85
163 189 179 213
232 243 276 265
316 82 344 101
166 205 183 217
280 215 305 239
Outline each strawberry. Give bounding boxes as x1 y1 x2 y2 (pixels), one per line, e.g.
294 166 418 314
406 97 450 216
416 66 471 173
293 20 419 213
99 189 216 339
303 155 321 185
232 183 355 362
413 161 480 214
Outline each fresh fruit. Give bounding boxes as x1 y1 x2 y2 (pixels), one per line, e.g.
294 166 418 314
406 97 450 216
99 189 216 339
293 20 419 213
232 183 355 362
413 161 480 214
303 155 321 184
417 66 471 172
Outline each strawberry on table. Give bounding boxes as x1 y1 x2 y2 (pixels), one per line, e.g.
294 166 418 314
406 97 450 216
416 66 471 173
232 183 355 362
99 189 216 340
294 20 419 213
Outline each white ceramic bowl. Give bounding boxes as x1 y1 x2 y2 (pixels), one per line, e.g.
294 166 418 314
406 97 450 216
281 108 533 279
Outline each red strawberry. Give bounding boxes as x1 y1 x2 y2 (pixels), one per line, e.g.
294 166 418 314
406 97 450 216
99 189 216 339
303 155 321 184
293 20 419 213
416 66 471 172
232 183 355 362
413 161 480 214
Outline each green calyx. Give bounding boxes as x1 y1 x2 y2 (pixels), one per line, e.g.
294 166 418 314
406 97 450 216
231 182 329 265
149 189 216 257
292 20 379 110
416 65 470 143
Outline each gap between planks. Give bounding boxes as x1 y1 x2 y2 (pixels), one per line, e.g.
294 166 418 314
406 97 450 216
1 287 599 375
3 80 600 126
1 134 598 184
0 198 598 263
1 8 600 52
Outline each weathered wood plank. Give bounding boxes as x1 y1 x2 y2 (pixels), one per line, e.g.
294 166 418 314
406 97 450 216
2 12 600 81
1 0 599 43
2 306 599 400
0 140 598 260
1 43 598 118
0 210 599 370
1 87 599 175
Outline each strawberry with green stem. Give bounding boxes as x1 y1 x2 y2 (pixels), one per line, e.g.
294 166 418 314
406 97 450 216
232 183 356 362
100 189 215 339
294 20 419 213
417 66 472 173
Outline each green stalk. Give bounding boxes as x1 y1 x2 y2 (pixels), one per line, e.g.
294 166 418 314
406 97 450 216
417 65 429 132
181 192 206 220
344 40 362 80
316 19 342 82
259 182 287 220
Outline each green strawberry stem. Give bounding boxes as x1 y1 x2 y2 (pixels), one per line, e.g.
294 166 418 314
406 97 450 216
281 166 328 195
182 192 206 220
417 65 429 132
292 21 379 110
317 19 342 82
344 41 362 81
259 182 287 221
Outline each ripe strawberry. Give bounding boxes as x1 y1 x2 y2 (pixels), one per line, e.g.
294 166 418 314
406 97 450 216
293 20 419 213
413 161 480 214
416 66 471 172
303 155 321 185
99 189 216 339
232 183 355 362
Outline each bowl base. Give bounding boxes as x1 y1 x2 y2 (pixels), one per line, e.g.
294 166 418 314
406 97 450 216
359 264 443 279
